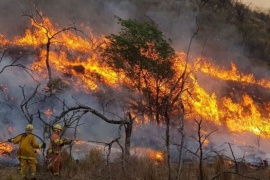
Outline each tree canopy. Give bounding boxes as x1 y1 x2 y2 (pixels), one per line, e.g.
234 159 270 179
103 17 175 81
102 17 176 124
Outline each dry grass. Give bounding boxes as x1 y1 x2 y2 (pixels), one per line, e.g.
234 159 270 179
1 150 270 180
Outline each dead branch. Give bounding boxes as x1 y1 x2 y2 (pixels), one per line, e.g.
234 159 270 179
0 49 36 81
0 48 8 64
22 9 81 86
210 143 261 180
55 104 131 125
43 96 133 160
20 84 41 124
88 136 122 166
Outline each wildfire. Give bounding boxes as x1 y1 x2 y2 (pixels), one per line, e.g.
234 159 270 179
1 14 270 141
132 147 165 163
0 143 13 156
149 151 164 163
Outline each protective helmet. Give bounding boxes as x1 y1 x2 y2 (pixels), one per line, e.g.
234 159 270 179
25 124 34 131
53 124 62 131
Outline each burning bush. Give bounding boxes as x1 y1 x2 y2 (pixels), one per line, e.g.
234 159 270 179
0 143 13 157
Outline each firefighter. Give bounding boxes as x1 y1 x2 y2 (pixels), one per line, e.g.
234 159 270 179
46 124 72 178
8 124 46 180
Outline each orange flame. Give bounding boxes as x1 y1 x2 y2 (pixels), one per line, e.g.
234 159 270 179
73 140 85 145
0 143 13 156
133 147 165 163
1 15 270 141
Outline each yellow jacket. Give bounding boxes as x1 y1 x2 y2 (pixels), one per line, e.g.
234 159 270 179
12 133 41 160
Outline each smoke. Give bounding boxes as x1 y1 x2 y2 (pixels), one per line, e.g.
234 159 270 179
0 0 244 62
0 0 270 164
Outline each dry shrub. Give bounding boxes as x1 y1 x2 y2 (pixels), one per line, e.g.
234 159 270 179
210 156 233 180
80 148 106 179
84 147 104 169
48 150 270 180
208 156 237 180
61 148 105 179
113 155 168 180
4 175 14 180
264 168 270 178
60 150 79 177
193 162 208 180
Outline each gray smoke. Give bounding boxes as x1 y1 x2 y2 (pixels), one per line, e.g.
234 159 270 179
0 0 269 164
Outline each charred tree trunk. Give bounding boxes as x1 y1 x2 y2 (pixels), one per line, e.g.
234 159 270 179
124 112 133 156
177 101 185 180
22 10 78 89
46 40 52 83
193 119 217 180
155 82 160 125
165 108 171 180
197 120 204 180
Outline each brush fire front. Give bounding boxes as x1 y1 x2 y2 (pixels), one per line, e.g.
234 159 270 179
1 14 270 139
0 142 13 156
1 5 270 179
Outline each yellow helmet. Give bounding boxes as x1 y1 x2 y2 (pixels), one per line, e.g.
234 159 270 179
53 124 62 131
25 124 34 131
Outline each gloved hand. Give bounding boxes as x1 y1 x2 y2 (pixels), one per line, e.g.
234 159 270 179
64 138 73 145
7 138 13 143
40 143 46 149
68 139 73 144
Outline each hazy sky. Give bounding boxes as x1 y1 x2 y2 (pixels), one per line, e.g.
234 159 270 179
242 0 270 9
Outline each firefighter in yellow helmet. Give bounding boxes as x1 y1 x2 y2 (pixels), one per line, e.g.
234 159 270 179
8 124 46 180
46 124 72 178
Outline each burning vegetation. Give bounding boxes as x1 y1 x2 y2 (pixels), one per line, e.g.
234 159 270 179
0 143 13 156
3 13 268 138
1 1 270 179
0 9 270 152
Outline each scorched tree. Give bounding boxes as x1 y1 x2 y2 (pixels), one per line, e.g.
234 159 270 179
102 17 176 125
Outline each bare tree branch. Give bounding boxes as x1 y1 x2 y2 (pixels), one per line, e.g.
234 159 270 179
20 84 41 124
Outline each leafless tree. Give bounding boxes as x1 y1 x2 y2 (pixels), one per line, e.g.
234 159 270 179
162 13 204 180
20 84 41 124
210 143 261 180
188 118 218 180
18 85 134 169
49 102 133 155
0 48 35 109
22 9 83 92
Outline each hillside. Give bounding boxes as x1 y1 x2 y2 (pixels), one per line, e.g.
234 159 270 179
1 0 270 180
